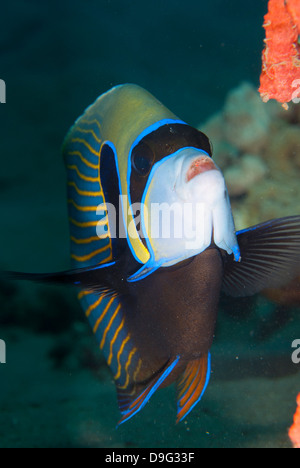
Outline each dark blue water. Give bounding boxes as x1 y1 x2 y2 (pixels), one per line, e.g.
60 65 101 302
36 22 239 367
0 0 299 448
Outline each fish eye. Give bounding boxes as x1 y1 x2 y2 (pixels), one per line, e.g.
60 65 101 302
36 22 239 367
131 143 154 177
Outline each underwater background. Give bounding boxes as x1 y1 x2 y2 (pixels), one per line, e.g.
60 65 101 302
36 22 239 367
0 0 299 448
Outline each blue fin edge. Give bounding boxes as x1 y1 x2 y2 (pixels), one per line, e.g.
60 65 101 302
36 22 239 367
176 352 211 423
117 355 180 426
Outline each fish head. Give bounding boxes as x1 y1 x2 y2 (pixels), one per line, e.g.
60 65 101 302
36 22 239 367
139 147 240 269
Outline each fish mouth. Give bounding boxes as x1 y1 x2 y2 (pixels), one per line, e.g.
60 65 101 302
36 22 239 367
186 156 216 182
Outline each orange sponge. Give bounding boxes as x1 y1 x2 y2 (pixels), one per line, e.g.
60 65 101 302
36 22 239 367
289 393 300 448
259 0 300 108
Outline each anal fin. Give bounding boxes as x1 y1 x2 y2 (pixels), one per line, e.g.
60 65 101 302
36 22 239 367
176 353 211 423
117 355 180 426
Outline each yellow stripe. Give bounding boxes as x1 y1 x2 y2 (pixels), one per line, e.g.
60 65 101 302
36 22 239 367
71 138 100 157
80 118 102 134
69 216 108 228
114 334 131 380
107 317 125 366
117 347 138 390
68 150 99 170
71 246 112 262
67 165 99 183
133 358 142 383
125 348 137 374
126 384 138 398
100 303 121 350
71 235 104 244
68 199 99 212
68 181 102 197
78 290 94 300
93 296 116 334
75 126 102 144
69 217 99 228
85 295 105 318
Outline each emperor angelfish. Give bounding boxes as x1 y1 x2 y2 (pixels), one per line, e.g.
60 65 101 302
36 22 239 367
7 84 300 424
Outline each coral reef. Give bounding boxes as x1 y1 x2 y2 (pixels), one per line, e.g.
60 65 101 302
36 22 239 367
264 276 300 307
224 82 273 153
259 0 300 107
223 154 267 197
289 393 300 448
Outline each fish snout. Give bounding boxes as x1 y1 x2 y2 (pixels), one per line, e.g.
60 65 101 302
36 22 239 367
186 156 216 183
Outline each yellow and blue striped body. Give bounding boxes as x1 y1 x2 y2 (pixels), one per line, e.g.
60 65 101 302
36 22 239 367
63 84 184 409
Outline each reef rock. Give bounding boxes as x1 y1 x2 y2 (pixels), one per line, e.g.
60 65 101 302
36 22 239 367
223 83 274 154
224 154 267 197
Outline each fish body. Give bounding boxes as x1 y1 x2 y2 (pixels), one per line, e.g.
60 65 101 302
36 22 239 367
5 84 300 424
127 248 222 361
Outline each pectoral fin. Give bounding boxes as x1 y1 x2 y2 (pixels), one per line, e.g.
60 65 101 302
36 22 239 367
222 216 300 297
2 260 119 296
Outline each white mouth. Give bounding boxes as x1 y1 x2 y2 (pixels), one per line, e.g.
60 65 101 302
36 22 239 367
186 155 217 182
175 152 221 203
